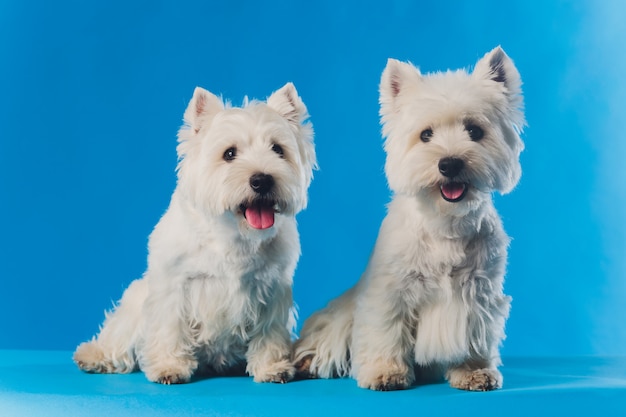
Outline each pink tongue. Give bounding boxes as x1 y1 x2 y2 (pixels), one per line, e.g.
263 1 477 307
245 206 275 229
442 183 466 200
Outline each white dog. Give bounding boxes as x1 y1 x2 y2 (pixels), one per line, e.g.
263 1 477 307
74 82 316 384
294 46 524 391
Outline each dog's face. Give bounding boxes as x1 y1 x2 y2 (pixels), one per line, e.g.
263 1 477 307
379 47 525 216
176 83 316 235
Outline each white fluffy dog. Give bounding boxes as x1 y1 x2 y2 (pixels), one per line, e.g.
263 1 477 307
74 82 316 384
294 46 524 391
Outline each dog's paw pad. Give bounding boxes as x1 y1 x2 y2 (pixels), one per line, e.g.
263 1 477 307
258 369 296 384
270 371 292 384
73 342 114 373
253 363 296 384
75 360 112 373
156 373 189 385
146 364 194 385
449 368 501 391
360 373 411 391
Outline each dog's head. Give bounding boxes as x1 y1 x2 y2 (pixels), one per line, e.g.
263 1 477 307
379 46 525 216
176 83 316 234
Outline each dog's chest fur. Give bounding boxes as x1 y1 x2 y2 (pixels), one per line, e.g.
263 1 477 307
379 196 508 365
182 272 256 364
404 233 473 365
147 194 297 361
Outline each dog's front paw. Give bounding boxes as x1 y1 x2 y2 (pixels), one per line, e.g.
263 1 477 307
358 371 412 391
448 367 502 391
147 369 192 385
73 341 135 374
356 361 413 391
252 359 296 384
74 341 110 373
143 359 196 385
154 373 189 385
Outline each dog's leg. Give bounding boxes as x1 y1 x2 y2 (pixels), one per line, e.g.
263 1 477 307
245 285 295 383
246 326 294 383
136 281 198 384
350 276 415 391
293 287 356 379
444 308 508 391
446 270 510 391
73 278 147 374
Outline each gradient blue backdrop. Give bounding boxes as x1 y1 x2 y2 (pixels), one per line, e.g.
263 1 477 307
1 0 624 358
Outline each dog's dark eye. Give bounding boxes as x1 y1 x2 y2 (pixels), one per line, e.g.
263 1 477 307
466 124 484 141
223 147 237 162
420 128 433 143
271 143 284 158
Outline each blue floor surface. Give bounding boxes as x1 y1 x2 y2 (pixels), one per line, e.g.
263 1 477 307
0 350 624 417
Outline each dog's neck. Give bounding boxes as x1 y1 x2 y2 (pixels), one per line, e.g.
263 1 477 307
425 209 493 240
409 195 497 240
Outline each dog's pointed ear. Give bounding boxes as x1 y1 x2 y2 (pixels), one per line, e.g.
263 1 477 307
177 87 224 162
474 47 525 194
267 82 317 201
473 46 522 96
183 87 224 133
379 58 422 145
266 82 309 127
380 58 422 103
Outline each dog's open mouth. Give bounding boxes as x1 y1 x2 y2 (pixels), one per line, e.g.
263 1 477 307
440 182 468 203
240 201 276 230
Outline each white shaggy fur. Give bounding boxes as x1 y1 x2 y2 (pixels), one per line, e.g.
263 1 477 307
74 82 316 384
294 47 525 391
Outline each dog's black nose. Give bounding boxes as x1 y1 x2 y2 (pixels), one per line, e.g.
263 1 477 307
438 157 464 178
249 173 275 195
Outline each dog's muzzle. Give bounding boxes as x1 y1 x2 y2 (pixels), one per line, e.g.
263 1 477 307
241 173 277 229
438 158 468 202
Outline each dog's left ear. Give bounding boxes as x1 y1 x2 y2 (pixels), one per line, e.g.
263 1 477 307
267 82 308 127
268 83 317 194
474 47 525 194
472 46 522 98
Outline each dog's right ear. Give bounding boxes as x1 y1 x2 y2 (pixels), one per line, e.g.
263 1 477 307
379 58 422 108
178 87 224 162
183 87 224 134
379 59 422 145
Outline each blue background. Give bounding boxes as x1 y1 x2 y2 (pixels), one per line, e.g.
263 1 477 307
0 0 624 358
